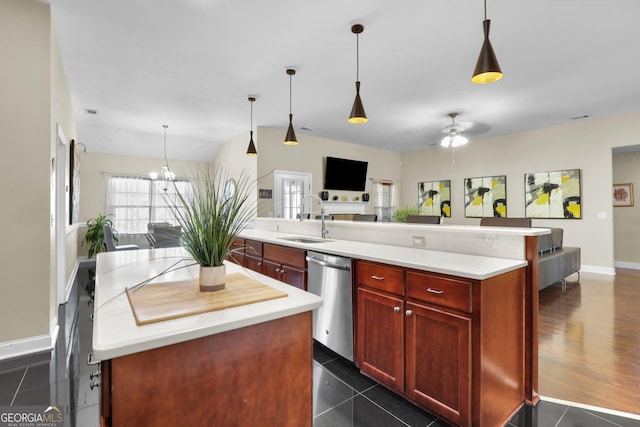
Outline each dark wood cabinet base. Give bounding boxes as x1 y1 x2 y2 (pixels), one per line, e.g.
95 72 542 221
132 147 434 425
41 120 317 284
101 312 313 427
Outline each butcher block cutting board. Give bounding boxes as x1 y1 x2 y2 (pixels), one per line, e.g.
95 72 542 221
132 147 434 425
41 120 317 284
126 273 288 326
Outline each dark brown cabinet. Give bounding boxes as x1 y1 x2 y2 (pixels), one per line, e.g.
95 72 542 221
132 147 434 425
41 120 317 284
99 313 313 427
356 259 526 427
405 301 471 425
262 243 307 290
356 287 405 393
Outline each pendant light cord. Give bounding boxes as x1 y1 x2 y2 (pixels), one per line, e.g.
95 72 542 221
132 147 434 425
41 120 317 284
163 124 169 168
289 74 293 115
356 32 360 82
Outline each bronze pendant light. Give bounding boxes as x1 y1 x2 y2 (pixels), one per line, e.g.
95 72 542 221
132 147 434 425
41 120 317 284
472 0 503 84
283 68 298 146
348 24 368 124
246 97 257 156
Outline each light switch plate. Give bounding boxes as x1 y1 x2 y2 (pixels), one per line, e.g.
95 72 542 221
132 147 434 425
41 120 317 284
412 236 426 248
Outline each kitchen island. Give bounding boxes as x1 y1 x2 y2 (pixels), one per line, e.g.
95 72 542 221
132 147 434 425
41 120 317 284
92 248 322 427
237 220 539 427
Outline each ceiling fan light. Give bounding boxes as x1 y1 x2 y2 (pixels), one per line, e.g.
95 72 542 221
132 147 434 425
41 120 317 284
349 82 368 124
284 114 298 146
472 19 503 84
452 135 469 147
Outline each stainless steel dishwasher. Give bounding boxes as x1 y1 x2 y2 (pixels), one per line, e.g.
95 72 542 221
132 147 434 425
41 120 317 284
306 251 354 361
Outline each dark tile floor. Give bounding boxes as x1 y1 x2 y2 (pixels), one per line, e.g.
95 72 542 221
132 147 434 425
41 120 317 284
2 269 640 427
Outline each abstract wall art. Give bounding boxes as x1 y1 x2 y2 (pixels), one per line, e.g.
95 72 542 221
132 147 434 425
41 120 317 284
464 175 506 218
418 180 451 217
524 169 581 219
613 183 633 207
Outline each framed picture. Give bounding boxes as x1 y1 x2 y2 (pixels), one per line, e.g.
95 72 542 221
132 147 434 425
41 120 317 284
613 183 634 207
418 180 451 217
524 169 581 219
463 175 506 218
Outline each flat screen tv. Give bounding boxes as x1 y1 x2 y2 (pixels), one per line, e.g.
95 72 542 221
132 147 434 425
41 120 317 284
324 156 368 191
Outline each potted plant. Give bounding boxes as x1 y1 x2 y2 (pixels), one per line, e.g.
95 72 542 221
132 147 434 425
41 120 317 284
82 213 116 258
392 204 423 223
172 167 254 292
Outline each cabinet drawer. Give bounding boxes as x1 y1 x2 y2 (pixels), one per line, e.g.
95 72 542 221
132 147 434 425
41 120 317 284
406 271 471 313
245 239 263 257
230 238 245 252
263 243 306 269
356 260 404 295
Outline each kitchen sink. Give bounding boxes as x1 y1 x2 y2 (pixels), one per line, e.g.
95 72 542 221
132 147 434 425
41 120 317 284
279 236 333 244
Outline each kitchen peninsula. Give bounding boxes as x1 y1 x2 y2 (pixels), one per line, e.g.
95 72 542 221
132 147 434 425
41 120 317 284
236 217 546 427
92 248 322 427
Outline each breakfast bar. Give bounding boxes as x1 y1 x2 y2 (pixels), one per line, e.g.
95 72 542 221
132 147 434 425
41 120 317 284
92 248 322 427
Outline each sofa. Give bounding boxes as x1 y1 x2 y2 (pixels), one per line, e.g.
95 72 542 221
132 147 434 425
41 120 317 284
479 217 581 291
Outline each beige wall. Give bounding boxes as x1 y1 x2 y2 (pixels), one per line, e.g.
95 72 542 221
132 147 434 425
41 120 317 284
0 0 53 344
400 112 640 273
213 132 258 217
78 152 205 227
613 151 640 267
255 127 402 217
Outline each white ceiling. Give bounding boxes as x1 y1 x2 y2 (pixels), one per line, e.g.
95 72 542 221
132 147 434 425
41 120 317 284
50 0 640 161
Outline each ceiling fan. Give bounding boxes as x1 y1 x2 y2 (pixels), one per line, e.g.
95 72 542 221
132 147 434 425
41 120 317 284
440 112 469 148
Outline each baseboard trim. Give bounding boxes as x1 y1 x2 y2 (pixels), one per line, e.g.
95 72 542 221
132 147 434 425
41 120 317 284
614 261 640 271
64 259 80 304
0 326 58 361
540 395 640 421
580 265 616 275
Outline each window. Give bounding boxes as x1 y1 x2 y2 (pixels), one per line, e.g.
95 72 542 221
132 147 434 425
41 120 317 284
107 176 193 233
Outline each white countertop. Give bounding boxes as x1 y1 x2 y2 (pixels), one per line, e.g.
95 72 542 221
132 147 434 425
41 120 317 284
92 248 323 361
239 228 528 280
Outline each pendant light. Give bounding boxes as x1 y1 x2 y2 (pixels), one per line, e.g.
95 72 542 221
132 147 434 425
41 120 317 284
246 97 257 156
471 0 503 84
348 24 368 124
283 68 298 146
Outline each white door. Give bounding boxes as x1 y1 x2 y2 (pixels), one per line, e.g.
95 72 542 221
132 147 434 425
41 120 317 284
273 170 311 219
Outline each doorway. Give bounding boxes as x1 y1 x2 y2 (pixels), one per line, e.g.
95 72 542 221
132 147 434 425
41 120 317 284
273 170 312 219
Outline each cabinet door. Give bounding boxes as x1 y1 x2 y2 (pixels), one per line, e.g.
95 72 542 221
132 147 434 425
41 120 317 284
356 287 405 393
227 252 245 266
405 301 471 426
262 259 280 280
281 264 306 290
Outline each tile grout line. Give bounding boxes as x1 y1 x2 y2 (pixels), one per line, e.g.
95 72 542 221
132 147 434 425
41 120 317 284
9 366 29 406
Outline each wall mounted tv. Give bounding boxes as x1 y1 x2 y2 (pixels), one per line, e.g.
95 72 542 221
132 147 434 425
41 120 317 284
324 156 368 191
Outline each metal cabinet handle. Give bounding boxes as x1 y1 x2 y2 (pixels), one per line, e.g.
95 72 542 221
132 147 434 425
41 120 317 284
90 371 100 380
90 379 100 390
393 306 400 313
427 288 444 295
257 262 262 266
405 310 413 316
87 353 100 366
371 275 385 281
275 268 281 273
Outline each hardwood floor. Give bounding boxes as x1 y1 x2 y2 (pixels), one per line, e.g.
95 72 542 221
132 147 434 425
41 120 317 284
538 269 640 415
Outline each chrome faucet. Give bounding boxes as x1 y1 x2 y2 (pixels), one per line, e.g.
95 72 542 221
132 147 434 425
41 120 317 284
299 194 329 239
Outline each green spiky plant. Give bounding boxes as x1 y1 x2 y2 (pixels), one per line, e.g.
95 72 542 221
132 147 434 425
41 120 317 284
392 204 423 223
82 213 117 258
172 167 254 267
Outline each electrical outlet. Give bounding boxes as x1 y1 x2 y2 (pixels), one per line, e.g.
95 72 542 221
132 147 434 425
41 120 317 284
412 236 426 248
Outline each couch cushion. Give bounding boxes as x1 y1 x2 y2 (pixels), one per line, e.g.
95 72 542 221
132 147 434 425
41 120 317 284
537 227 564 253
